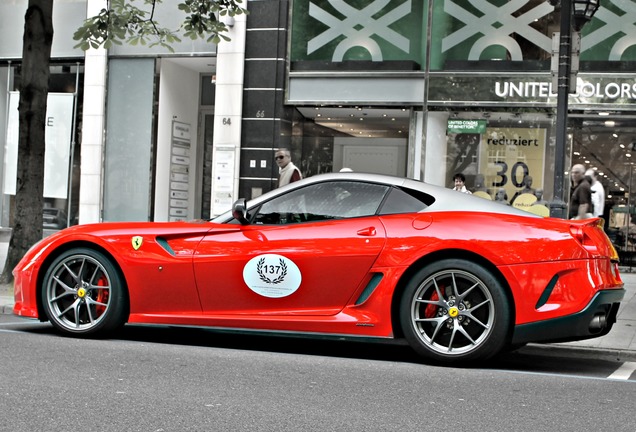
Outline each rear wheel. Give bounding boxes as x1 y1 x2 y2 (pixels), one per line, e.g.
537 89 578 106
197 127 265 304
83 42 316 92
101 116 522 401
41 248 128 336
400 259 510 364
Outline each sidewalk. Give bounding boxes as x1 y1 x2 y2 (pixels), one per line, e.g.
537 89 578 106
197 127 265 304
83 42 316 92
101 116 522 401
0 281 13 315
0 239 12 315
1 244 635 354
551 269 636 354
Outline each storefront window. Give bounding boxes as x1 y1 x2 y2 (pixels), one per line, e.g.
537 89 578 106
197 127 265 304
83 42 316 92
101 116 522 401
580 0 636 70
290 0 426 71
1 63 83 230
291 106 411 177
570 112 636 254
429 0 555 71
103 59 155 222
289 0 636 73
439 111 554 215
428 0 636 72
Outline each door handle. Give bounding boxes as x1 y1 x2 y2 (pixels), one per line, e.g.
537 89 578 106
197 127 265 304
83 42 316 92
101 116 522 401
357 227 376 236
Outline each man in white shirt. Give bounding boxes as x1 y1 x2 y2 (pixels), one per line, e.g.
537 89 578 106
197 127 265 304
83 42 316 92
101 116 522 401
275 148 302 187
452 173 472 194
585 168 605 218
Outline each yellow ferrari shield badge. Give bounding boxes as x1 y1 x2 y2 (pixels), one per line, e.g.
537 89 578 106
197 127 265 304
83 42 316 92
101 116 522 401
132 236 143 250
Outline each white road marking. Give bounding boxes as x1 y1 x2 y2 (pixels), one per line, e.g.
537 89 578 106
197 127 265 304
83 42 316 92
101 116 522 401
608 362 636 380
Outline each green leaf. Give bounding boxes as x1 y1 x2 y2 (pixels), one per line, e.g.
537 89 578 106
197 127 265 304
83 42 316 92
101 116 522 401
74 0 248 49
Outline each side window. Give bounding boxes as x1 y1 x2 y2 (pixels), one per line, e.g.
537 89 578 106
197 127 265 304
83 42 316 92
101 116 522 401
379 187 434 215
253 181 390 225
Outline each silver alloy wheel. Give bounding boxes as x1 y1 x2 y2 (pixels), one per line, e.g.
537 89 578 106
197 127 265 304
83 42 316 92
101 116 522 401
410 269 495 355
44 253 113 332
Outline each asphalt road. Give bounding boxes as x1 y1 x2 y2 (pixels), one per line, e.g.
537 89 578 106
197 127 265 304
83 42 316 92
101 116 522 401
1 315 635 432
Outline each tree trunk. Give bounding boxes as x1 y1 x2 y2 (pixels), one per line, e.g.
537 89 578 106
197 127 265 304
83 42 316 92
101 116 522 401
0 0 54 284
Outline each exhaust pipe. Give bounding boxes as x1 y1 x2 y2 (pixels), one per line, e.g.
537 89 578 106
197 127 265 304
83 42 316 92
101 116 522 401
589 314 607 331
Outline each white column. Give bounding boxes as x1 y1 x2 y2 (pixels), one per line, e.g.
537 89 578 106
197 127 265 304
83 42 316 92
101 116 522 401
411 111 423 180
210 10 247 216
424 111 450 187
78 0 108 224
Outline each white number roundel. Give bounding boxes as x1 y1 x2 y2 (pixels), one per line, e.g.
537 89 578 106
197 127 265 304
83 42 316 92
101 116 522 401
242 254 302 298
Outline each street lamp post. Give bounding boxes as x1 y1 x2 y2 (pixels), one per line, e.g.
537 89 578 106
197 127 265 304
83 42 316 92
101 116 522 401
549 0 600 218
626 164 633 252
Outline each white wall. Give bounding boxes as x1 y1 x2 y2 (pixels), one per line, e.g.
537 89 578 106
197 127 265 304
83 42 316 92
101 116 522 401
154 59 200 221
334 138 407 176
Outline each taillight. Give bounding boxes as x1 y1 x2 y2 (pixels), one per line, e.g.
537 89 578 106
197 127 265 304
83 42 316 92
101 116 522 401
608 240 619 261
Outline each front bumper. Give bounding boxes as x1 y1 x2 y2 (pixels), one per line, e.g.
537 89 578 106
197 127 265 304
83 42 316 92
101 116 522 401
511 288 625 345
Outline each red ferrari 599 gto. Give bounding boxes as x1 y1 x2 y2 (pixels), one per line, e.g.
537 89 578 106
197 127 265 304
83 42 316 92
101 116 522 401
13 173 625 364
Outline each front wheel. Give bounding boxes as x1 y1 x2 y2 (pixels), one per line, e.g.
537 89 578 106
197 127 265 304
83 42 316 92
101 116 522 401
41 248 128 336
399 259 510 364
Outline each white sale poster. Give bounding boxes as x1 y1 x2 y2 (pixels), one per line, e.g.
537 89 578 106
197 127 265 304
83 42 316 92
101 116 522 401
5 91 74 199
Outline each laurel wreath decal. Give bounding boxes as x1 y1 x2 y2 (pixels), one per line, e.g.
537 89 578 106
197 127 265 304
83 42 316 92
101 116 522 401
256 257 287 284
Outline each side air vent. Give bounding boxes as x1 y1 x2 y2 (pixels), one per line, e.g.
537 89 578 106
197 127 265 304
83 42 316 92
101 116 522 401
535 274 559 309
355 273 384 305
156 237 176 256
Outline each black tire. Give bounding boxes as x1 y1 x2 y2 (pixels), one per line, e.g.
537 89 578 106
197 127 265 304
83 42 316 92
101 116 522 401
399 259 510 364
41 247 128 336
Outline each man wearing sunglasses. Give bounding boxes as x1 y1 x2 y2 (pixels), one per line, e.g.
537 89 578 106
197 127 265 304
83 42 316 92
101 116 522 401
275 148 302 187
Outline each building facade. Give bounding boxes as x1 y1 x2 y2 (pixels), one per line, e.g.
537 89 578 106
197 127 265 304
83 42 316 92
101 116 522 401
1 0 636 247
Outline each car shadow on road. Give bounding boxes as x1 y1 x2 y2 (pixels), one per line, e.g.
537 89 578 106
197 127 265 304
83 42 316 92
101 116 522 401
116 323 425 363
18 320 632 375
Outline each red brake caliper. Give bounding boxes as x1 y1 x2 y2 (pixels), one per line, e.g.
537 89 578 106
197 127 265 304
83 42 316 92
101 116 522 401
95 276 109 315
424 287 441 318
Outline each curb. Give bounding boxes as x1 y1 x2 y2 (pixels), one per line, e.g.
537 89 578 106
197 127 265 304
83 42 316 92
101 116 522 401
525 343 636 362
1 280 14 315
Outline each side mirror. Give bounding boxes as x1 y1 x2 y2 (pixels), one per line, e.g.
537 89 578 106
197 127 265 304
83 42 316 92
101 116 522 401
232 198 249 225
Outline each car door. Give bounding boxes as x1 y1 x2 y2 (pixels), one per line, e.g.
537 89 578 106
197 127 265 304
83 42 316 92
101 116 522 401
193 181 389 315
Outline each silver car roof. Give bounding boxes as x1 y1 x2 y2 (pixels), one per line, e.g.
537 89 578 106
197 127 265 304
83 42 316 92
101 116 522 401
213 172 539 222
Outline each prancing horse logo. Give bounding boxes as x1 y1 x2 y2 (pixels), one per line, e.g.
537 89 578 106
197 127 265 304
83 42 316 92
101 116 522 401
132 236 143 250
